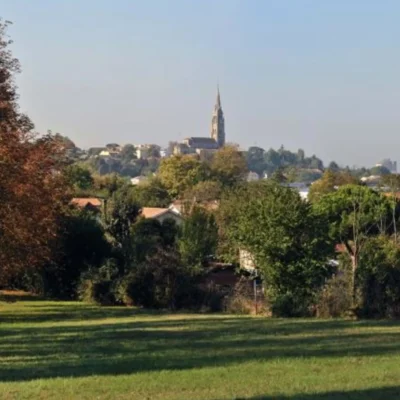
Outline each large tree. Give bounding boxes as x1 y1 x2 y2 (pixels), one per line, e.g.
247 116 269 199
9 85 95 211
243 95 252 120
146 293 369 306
218 181 335 313
210 145 248 186
158 155 208 198
0 20 68 283
313 185 392 303
308 170 359 202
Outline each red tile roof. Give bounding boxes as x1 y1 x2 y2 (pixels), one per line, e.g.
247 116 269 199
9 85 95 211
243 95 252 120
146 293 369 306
141 207 171 219
71 198 102 208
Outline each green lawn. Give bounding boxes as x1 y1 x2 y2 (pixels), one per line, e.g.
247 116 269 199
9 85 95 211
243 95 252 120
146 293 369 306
1 299 400 399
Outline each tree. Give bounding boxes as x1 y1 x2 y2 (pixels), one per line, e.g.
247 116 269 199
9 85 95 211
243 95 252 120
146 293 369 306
65 164 94 191
158 155 208 198
357 235 400 317
133 178 171 208
308 170 359 202
246 146 265 176
270 167 287 183
120 144 136 163
370 165 391 176
219 181 335 314
210 145 248 186
105 186 140 265
382 174 400 243
313 185 392 304
179 206 218 267
40 208 110 298
183 180 223 202
0 20 68 282
328 161 340 172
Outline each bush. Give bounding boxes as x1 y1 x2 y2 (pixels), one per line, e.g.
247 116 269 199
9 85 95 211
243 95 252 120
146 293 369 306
357 236 400 318
272 292 313 317
316 273 352 318
224 278 269 315
78 259 119 305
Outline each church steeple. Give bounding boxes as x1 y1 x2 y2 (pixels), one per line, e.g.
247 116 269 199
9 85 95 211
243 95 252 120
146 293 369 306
211 86 225 148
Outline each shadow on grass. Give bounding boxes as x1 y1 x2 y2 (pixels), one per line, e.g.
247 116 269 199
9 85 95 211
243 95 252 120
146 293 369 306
1 302 400 383
229 385 400 399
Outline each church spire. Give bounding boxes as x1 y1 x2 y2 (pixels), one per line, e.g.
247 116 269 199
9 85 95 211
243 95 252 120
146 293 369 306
211 86 225 148
216 85 221 108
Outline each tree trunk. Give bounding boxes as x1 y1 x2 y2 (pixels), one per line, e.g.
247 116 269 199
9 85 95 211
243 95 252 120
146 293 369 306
350 254 358 308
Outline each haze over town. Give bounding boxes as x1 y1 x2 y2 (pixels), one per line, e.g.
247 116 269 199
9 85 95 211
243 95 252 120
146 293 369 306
2 0 400 167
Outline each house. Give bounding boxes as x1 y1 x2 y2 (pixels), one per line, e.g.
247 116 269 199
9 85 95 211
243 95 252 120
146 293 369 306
169 200 219 215
130 176 148 186
140 207 183 225
71 198 103 213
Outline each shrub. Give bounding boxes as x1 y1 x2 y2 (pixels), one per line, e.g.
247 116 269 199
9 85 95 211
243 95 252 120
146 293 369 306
316 273 352 318
78 259 119 305
224 278 269 315
316 255 352 318
272 292 313 317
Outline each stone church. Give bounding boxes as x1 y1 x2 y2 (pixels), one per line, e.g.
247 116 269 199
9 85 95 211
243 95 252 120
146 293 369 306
174 88 226 155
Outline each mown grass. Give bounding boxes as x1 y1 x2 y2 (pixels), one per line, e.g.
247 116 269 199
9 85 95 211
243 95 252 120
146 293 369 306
1 299 400 399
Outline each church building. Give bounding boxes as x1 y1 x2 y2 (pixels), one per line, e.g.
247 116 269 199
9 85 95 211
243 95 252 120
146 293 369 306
174 87 226 155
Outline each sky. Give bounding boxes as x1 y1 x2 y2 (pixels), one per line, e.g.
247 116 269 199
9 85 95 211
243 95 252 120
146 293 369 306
2 0 400 167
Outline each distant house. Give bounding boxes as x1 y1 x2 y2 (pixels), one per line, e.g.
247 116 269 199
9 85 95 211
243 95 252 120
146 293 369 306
71 198 103 213
130 176 148 186
140 207 183 225
169 200 219 215
247 172 260 182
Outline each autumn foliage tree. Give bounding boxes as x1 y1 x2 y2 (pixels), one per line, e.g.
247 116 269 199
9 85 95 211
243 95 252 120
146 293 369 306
0 20 68 283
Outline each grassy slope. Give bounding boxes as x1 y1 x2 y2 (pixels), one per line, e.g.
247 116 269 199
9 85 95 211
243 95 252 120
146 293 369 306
1 300 400 399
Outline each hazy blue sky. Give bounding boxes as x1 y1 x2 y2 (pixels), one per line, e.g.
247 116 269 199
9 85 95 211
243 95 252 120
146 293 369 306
2 0 400 167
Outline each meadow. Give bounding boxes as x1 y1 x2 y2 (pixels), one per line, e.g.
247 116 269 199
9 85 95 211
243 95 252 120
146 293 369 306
1 296 400 399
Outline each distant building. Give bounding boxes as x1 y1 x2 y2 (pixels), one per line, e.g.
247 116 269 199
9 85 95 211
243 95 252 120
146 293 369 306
210 86 226 148
140 207 183 225
376 159 397 173
136 147 148 159
247 172 260 182
174 87 226 155
130 176 148 186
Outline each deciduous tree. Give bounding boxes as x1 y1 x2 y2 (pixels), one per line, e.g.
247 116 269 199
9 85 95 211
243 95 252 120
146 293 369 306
0 20 68 282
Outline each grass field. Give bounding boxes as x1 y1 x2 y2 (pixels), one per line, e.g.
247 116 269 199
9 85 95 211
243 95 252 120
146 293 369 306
1 298 400 399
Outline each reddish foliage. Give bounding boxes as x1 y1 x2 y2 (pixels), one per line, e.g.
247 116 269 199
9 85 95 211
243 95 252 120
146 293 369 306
0 20 69 283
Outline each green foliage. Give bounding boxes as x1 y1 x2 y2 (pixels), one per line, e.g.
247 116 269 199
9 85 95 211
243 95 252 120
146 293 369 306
158 155 209 198
313 184 392 304
219 181 335 311
357 236 400 318
184 180 223 202
117 249 197 309
130 218 179 264
314 185 391 245
178 207 218 267
316 255 353 318
308 170 359 202
132 178 171 207
246 145 325 176
370 165 391 176
78 259 120 305
12 208 111 299
64 164 94 191
210 145 248 186
105 186 140 264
